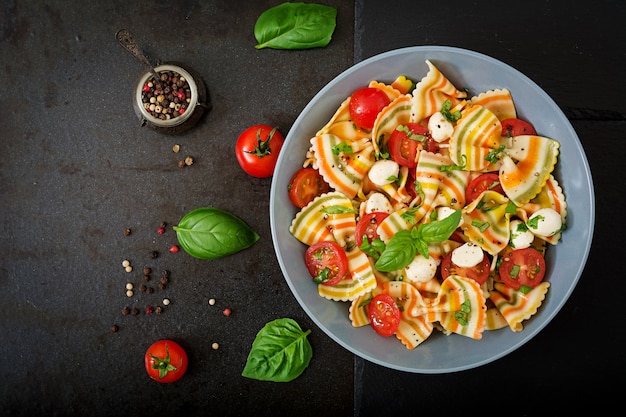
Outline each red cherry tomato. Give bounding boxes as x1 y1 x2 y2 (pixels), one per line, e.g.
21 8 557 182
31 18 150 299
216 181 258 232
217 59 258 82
440 250 491 285
498 247 546 290
235 124 285 178
145 339 188 383
465 172 504 203
368 293 401 337
304 241 350 286
388 123 429 168
501 118 537 137
355 212 390 247
287 168 329 208
348 87 391 129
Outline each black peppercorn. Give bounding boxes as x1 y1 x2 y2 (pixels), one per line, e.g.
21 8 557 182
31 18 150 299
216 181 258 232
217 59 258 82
143 266 152 275
122 306 130 316
131 307 139 316
150 251 159 259
110 324 119 332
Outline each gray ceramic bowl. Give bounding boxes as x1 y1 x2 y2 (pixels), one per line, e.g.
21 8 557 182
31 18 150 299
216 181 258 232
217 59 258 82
269 46 594 373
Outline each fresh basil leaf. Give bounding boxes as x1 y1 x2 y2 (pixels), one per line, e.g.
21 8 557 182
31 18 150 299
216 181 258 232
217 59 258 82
418 209 461 242
254 3 337 50
173 207 259 260
242 318 312 382
374 230 418 272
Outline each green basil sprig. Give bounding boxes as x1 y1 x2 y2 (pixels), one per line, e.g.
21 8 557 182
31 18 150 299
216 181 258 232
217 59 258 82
173 207 259 260
375 209 461 272
254 2 337 50
242 318 312 382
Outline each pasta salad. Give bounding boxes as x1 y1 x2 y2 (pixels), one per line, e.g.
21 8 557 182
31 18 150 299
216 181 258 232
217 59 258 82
287 60 567 349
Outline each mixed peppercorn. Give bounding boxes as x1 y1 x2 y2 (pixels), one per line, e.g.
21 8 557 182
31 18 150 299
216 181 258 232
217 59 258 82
141 70 192 121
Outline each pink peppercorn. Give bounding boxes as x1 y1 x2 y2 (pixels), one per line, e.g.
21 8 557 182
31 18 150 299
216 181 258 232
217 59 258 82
177 91 186 100
169 245 179 253
223 308 231 317
157 227 165 235
142 84 150 92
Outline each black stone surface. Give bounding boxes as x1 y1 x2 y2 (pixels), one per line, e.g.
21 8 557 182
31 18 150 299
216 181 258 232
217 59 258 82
2 1 625 416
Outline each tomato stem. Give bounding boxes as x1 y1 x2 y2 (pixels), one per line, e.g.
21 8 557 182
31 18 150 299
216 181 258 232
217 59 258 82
246 127 277 158
150 343 178 379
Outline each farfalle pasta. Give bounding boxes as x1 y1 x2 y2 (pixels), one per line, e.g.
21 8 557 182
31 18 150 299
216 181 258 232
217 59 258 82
288 60 567 349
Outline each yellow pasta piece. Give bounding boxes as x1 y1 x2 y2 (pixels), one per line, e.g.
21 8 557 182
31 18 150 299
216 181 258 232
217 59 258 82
410 60 468 123
423 276 487 340
489 281 550 332
318 248 377 301
289 192 356 247
311 134 376 199
461 190 513 256
499 135 560 206
449 104 504 172
470 88 517 121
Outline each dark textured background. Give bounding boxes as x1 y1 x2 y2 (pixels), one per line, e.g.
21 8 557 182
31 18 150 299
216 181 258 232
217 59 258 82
1 1 624 416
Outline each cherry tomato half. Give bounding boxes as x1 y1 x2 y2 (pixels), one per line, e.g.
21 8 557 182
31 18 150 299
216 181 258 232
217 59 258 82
145 339 188 383
368 293 401 337
501 118 537 137
235 124 285 178
498 247 546 290
465 172 504 203
287 168 329 208
388 123 429 168
304 241 350 286
348 87 391 129
355 212 390 247
440 250 491 285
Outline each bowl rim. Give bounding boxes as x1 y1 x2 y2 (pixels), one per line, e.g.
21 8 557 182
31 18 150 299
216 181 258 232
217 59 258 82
270 45 595 373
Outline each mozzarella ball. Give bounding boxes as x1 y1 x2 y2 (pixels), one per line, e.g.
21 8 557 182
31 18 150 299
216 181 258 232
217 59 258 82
509 219 534 249
527 208 562 237
368 160 400 187
405 254 438 283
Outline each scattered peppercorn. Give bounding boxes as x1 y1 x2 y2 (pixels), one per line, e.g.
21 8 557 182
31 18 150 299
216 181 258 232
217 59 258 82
122 306 131 316
122 260 130 267
157 227 165 235
155 306 163 314
184 156 194 166
147 287 154 294
126 289 134 297
223 308 232 317
172 144 180 153
145 306 154 314
150 251 159 259
211 342 219 350
125 283 133 290
142 274 150 282
139 284 147 293
158 282 167 290
123 228 131 236
143 266 152 275
110 325 119 333
169 245 179 253
131 308 139 316
159 276 169 285
163 298 170 306
208 298 216 306
178 160 186 168
160 221 167 228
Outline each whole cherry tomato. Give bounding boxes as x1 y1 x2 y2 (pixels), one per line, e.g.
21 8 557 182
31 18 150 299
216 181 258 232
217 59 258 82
236 124 285 178
145 339 188 383
348 87 391 129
